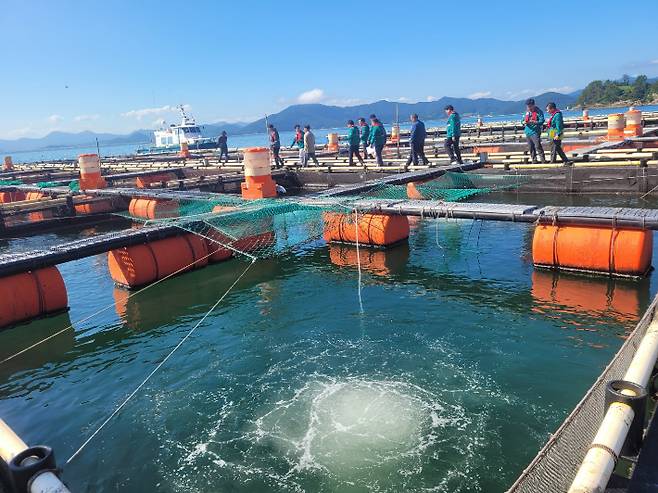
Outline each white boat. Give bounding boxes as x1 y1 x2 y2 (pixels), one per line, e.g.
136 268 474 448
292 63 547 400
137 106 218 154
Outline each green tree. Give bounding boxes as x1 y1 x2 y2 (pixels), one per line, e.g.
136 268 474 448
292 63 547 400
632 75 649 101
622 74 631 85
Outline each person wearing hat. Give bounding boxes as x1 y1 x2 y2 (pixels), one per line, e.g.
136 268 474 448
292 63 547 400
358 117 370 160
370 114 387 148
368 118 386 165
346 120 364 165
545 102 572 165
522 98 546 163
302 125 319 166
268 124 284 168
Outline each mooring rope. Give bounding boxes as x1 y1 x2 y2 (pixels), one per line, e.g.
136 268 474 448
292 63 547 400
65 257 256 466
354 208 364 314
0 226 244 366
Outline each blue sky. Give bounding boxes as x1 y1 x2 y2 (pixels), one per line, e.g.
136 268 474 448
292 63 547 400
2 0 658 139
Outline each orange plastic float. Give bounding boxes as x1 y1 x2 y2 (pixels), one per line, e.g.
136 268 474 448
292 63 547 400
179 141 191 158
25 191 46 201
323 212 409 247
135 173 177 188
78 153 107 189
326 133 340 152
75 195 116 215
624 109 643 137
108 234 208 288
241 147 277 200
128 198 179 219
0 267 68 327
0 191 26 203
3 156 12 171
532 224 653 276
607 113 625 141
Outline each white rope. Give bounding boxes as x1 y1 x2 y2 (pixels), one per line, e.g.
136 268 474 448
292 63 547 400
65 258 256 466
354 208 364 314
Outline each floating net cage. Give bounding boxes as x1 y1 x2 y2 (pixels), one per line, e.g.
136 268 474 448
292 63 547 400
125 173 530 260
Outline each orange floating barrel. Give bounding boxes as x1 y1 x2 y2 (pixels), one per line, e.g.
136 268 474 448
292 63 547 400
241 147 277 200
78 153 107 190
624 108 643 137
390 125 400 143
607 113 625 141
0 267 68 328
532 224 653 276
323 212 410 247
326 133 339 152
75 195 116 215
179 141 191 158
25 191 46 201
108 234 208 288
135 172 177 188
582 108 590 121
128 198 179 219
0 191 26 203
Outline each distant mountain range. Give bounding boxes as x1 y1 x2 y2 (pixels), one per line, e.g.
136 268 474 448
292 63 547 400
0 91 578 153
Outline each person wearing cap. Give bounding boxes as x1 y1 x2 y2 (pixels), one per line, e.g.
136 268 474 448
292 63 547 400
302 125 319 166
290 124 304 166
406 113 429 166
444 105 462 164
346 120 364 165
217 131 229 164
358 118 370 160
545 102 572 165
368 118 386 165
268 124 284 168
370 114 387 146
522 98 546 163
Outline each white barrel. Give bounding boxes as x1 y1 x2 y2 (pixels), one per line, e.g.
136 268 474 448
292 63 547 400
3 156 12 171
327 133 339 145
79 153 101 175
625 109 642 127
582 108 589 120
391 125 400 141
243 147 271 177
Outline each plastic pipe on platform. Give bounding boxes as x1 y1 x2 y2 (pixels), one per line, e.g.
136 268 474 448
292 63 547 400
568 319 658 493
0 418 71 493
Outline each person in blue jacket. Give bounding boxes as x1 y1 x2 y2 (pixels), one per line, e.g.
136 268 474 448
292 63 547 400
522 98 546 163
406 113 429 166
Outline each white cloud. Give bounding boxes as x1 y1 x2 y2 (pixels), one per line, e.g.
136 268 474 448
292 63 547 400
73 114 100 122
325 97 366 107
426 96 439 102
47 114 63 123
297 89 325 104
468 91 492 99
121 104 190 120
4 127 34 138
650 60 658 65
396 96 410 102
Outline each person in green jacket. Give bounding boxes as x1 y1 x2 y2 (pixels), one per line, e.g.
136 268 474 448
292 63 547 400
358 118 370 160
368 118 386 165
444 105 463 164
545 102 572 165
346 120 364 165
522 98 546 163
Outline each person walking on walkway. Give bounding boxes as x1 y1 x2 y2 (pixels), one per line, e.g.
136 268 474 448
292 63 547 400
290 124 304 166
368 118 386 165
370 114 387 147
217 131 229 163
268 124 284 168
546 102 572 165
522 98 546 163
346 120 364 165
406 113 429 166
444 105 463 164
358 118 370 160
303 125 319 166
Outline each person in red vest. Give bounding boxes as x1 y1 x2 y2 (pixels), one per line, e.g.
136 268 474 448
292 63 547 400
522 98 546 163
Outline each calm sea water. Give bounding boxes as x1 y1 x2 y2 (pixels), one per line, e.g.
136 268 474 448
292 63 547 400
9 104 658 164
0 192 656 492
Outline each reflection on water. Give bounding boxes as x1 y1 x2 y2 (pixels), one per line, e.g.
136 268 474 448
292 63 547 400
328 243 409 277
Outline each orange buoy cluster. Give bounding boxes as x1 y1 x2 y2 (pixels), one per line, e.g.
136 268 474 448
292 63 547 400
241 147 277 200
607 113 625 141
128 198 179 219
135 173 177 188
108 234 208 288
532 224 653 277
624 108 643 137
0 191 26 203
0 267 68 328
74 196 116 215
78 153 107 190
323 212 410 247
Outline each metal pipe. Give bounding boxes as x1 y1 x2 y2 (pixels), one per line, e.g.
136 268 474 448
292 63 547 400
0 418 71 493
568 319 658 492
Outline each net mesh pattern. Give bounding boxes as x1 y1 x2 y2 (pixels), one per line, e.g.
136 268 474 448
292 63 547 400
508 301 657 493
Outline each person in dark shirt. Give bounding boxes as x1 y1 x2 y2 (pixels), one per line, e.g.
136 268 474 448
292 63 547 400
406 113 429 166
346 120 364 165
217 131 229 163
268 124 284 168
358 118 370 160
